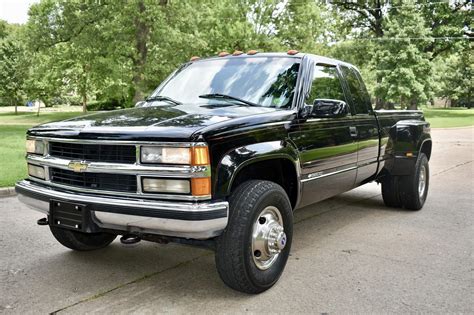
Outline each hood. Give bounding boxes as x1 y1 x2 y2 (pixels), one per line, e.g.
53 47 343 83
27 104 291 141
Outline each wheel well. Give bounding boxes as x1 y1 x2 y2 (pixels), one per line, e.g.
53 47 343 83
420 140 432 160
230 158 298 209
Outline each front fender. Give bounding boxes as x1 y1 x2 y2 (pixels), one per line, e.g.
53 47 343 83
213 140 300 199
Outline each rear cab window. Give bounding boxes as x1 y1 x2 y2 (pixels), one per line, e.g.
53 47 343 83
340 65 373 115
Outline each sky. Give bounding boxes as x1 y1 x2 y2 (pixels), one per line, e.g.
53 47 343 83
0 0 39 24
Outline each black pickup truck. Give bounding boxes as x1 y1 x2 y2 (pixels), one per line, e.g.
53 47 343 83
16 51 431 294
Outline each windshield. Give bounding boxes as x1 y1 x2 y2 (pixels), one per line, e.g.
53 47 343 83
152 57 301 108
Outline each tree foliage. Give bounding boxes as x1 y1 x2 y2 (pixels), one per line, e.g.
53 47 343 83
372 4 433 109
0 38 28 113
0 0 471 111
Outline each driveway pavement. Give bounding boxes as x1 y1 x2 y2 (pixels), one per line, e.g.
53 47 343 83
1 128 473 314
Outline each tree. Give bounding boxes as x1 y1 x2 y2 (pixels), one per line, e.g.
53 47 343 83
331 0 388 38
331 1 392 108
0 20 8 39
274 0 329 52
434 47 473 108
27 0 130 112
0 39 28 113
372 4 432 109
330 1 472 109
420 0 472 59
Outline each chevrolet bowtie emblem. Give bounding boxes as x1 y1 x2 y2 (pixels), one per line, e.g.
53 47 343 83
68 161 89 172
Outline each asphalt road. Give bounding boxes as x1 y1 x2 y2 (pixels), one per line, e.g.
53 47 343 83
1 128 473 314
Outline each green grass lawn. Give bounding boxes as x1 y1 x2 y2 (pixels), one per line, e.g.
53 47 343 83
422 107 474 128
0 111 84 187
0 111 84 126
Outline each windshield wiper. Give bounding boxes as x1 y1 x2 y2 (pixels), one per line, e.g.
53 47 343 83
145 95 182 105
199 93 260 107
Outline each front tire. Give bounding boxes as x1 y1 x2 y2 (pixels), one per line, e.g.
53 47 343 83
215 180 293 294
50 226 116 251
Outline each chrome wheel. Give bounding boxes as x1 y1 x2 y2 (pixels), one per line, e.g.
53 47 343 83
418 165 427 197
251 206 286 270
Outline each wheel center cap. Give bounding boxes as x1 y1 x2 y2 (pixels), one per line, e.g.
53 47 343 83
276 232 287 250
267 225 286 254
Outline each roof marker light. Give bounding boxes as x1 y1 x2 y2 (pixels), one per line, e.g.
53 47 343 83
287 49 299 55
190 56 200 61
233 50 244 56
218 51 230 57
247 50 258 55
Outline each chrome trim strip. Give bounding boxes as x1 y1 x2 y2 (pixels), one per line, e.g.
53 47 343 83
135 144 141 165
27 136 207 147
17 180 225 212
26 155 210 177
28 177 211 201
301 166 357 183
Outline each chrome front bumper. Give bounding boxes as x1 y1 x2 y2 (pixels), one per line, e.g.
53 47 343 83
15 180 228 239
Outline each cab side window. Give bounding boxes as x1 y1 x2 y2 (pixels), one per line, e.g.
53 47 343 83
341 66 371 114
307 65 347 105
354 70 373 113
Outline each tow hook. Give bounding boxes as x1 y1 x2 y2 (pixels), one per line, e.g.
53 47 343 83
120 234 141 245
37 218 48 226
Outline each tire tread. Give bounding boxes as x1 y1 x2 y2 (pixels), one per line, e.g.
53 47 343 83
215 180 291 294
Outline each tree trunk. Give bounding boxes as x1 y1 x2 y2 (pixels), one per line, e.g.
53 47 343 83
131 0 151 104
13 100 18 115
130 0 168 103
375 96 384 110
408 98 418 110
81 64 88 113
37 101 41 117
82 94 87 113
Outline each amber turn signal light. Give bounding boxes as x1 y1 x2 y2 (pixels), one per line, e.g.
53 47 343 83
233 50 244 56
287 49 299 55
191 177 211 196
190 56 200 61
192 146 210 166
218 51 230 57
247 50 258 55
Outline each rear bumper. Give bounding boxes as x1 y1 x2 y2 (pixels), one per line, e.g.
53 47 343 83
15 180 228 239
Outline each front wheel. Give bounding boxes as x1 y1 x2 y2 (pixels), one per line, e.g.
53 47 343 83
50 226 116 251
215 180 293 294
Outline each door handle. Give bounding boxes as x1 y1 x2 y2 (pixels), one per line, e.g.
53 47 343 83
349 126 358 138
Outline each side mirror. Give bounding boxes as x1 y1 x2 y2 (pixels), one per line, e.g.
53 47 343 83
135 101 146 108
312 99 349 118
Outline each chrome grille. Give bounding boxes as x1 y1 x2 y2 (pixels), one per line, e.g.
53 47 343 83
49 142 136 164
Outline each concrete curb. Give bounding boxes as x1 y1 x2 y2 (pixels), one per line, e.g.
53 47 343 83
0 187 16 198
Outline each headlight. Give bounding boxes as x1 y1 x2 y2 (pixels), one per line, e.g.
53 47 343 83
26 139 45 155
28 164 45 179
141 147 191 164
142 178 191 194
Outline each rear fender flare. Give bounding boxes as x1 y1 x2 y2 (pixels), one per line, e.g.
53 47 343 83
385 120 431 176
